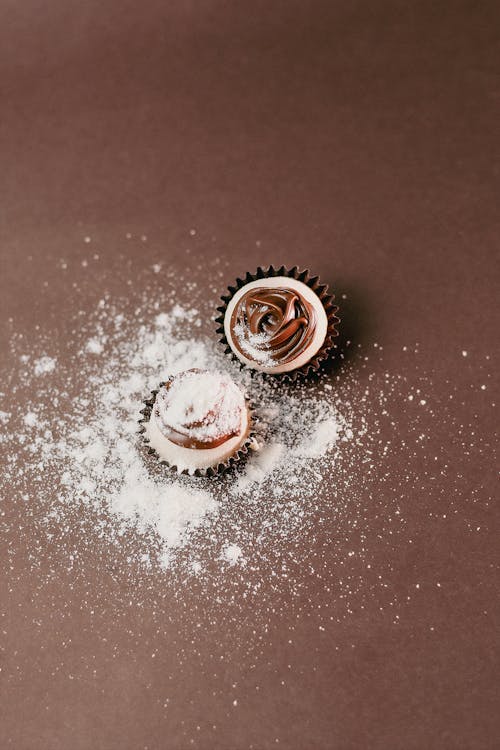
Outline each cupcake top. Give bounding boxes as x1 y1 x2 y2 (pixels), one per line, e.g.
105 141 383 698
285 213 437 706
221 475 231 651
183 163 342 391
223 276 329 374
153 369 246 450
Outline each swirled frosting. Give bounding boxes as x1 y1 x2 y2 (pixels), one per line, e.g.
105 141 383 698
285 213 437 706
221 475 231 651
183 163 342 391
229 286 318 366
153 369 246 450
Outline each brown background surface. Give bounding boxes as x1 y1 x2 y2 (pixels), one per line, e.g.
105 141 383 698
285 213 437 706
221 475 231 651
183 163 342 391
1 2 499 749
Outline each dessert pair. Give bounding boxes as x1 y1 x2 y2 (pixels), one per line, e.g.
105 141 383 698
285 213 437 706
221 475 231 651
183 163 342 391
139 266 339 476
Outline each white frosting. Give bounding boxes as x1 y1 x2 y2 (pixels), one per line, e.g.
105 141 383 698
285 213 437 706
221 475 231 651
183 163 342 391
224 276 328 373
145 403 250 475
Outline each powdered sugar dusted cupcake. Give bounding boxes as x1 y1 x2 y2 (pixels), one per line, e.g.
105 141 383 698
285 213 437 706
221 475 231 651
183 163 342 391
139 369 254 476
216 266 339 378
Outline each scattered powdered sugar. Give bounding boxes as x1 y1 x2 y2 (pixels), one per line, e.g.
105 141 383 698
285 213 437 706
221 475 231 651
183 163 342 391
111 477 217 560
33 355 56 375
23 411 38 427
85 337 105 354
2 261 494 624
299 416 344 458
233 323 273 366
234 442 285 492
221 543 245 566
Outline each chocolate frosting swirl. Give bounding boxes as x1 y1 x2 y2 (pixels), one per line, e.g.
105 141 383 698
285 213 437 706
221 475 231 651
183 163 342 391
153 369 245 450
230 287 317 365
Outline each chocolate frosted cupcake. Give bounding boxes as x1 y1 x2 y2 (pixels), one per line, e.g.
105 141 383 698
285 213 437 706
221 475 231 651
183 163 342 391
139 369 254 476
216 266 339 377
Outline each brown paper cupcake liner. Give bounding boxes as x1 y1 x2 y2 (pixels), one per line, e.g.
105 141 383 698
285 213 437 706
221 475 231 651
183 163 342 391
215 265 340 381
138 385 258 478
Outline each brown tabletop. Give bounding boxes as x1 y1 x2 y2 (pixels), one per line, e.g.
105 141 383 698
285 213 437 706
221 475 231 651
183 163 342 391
1 2 499 749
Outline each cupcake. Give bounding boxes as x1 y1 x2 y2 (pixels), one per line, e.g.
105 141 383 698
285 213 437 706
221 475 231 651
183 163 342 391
216 265 339 377
139 369 253 476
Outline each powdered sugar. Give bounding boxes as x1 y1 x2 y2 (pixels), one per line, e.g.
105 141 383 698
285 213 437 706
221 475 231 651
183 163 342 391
23 411 38 427
221 544 244 566
154 370 245 444
33 356 56 375
85 337 105 354
232 323 273 366
233 442 284 492
299 417 342 458
112 476 217 552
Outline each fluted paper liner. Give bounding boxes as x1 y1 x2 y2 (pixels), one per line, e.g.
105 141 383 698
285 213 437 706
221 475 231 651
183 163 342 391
215 265 340 381
138 385 257 478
